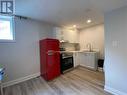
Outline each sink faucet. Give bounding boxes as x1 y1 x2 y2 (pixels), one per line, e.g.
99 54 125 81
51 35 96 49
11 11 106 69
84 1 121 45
86 43 92 52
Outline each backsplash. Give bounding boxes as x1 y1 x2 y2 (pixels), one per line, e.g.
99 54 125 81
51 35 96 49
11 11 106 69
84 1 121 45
60 43 80 51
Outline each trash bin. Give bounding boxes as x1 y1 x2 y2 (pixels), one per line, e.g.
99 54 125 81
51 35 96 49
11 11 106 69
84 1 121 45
98 59 104 68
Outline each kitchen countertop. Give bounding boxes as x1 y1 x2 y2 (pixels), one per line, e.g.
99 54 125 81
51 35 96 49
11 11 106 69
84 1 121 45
60 51 80 53
60 50 98 54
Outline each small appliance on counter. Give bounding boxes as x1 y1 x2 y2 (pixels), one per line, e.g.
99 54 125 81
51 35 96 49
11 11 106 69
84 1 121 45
60 48 66 51
40 38 61 81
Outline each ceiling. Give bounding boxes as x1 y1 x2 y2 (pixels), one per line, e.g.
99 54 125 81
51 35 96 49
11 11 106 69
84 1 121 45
15 0 127 29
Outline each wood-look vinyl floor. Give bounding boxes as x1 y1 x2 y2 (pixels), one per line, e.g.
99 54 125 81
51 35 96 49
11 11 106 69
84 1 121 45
4 67 112 95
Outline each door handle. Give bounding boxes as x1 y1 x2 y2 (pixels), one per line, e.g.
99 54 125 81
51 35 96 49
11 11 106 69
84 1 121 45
47 50 55 56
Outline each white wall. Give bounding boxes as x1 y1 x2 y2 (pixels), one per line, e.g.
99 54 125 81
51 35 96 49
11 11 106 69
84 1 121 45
79 24 104 59
104 6 127 95
39 23 54 39
0 18 54 85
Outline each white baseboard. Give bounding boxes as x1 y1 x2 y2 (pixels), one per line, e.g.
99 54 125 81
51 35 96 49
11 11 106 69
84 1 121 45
104 85 127 95
3 72 40 88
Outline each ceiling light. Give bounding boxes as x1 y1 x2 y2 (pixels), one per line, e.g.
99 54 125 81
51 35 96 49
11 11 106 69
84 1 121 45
73 25 77 28
87 19 92 24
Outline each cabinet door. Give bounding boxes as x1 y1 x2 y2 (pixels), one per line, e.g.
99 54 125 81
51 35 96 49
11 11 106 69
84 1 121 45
63 29 79 43
80 53 97 70
80 53 87 67
76 53 80 66
73 53 76 67
53 27 63 41
62 29 69 42
73 53 80 67
86 53 95 69
72 29 79 43
53 27 79 43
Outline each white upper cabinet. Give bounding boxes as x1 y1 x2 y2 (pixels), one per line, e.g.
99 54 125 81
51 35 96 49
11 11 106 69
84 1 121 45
63 28 79 43
53 27 79 43
53 27 63 41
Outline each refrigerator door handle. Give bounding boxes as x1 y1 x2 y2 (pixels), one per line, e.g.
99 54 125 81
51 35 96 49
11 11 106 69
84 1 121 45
47 50 56 56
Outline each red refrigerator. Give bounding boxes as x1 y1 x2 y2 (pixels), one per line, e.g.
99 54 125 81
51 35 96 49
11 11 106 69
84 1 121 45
40 38 60 81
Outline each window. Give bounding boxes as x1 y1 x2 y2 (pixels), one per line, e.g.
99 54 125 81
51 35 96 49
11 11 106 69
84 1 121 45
0 15 15 42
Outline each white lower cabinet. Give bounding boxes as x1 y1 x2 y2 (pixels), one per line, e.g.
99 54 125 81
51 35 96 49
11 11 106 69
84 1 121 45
73 52 98 70
80 52 98 70
73 52 80 67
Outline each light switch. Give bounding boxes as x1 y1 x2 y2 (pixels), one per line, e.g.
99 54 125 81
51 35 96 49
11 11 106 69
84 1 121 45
112 41 118 47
